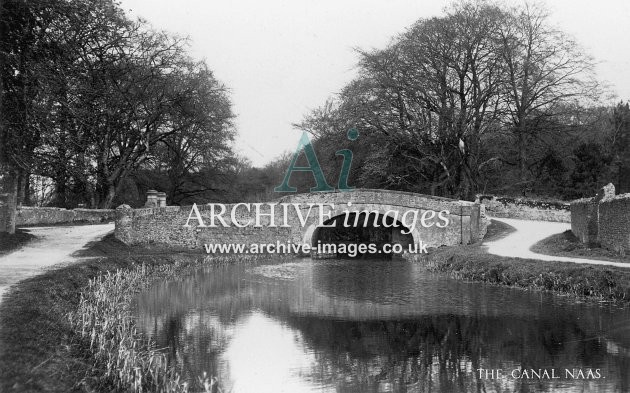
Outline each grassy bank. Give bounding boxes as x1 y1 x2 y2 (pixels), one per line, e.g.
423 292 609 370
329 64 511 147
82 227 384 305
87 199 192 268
420 245 630 302
482 219 517 241
531 230 630 264
70 257 254 392
0 228 36 256
414 219 630 302
0 235 255 392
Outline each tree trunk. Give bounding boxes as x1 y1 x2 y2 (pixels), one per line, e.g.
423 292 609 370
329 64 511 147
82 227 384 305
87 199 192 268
4 170 18 234
518 128 526 182
100 184 117 209
55 178 68 208
88 190 96 209
16 170 28 206
95 170 118 208
22 172 31 206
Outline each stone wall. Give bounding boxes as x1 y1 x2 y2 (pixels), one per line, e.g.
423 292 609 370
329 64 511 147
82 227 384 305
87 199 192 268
115 189 486 251
594 195 630 254
570 184 630 254
477 195 570 222
15 206 115 227
115 204 291 249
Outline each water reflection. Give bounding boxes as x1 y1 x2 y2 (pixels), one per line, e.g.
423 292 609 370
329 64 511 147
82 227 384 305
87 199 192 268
134 258 630 392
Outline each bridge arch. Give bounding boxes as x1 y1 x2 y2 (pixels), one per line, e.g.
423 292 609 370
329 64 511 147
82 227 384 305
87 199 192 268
301 207 422 256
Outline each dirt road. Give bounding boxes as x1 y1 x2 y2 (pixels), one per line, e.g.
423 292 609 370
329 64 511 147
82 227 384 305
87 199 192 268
486 217 630 268
0 224 114 300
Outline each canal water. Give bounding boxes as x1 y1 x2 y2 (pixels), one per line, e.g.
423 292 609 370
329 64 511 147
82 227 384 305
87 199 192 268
133 257 630 392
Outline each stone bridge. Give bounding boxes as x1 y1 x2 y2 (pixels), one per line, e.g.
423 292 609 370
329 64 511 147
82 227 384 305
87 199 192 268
279 190 484 248
115 189 486 253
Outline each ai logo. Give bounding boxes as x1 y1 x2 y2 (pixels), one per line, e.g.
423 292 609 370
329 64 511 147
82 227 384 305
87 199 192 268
274 128 359 192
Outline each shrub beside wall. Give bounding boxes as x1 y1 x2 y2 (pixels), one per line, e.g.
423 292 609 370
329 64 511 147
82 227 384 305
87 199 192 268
476 195 570 222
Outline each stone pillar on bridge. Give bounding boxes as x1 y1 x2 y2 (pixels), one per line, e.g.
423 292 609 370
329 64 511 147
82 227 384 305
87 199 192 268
157 192 167 207
144 190 158 208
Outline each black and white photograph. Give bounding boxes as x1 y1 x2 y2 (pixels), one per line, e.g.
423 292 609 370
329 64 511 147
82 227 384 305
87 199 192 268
1 0 629 392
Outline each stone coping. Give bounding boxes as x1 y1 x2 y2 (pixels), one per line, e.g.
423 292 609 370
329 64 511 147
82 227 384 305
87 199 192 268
16 206 115 212
478 195 570 209
120 199 478 218
278 188 478 205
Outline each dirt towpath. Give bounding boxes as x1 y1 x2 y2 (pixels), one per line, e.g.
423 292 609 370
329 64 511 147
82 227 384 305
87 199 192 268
486 217 630 268
0 224 114 300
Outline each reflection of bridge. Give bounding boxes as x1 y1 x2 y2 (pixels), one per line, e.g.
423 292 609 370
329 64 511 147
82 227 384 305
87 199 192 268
115 188 485 249
137 260 588 323
135 259 630 393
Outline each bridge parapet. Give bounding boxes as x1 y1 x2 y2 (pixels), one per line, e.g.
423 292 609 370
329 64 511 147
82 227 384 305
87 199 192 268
279 189 477 214
115 189 486 251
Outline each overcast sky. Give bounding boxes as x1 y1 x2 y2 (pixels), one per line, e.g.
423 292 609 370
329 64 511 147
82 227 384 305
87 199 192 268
121 0 630 167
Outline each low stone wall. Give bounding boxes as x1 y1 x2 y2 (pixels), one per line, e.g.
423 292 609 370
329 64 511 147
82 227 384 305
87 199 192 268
597 195 630 254
16 207 115 227
476 195 570 222
115 189 485 251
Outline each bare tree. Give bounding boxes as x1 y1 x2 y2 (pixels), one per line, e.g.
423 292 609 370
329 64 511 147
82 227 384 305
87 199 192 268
297 1 603 200
27 9 236 208
497 3 599 184
148 63 235 204
326 2 506 199
2 0 237 211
